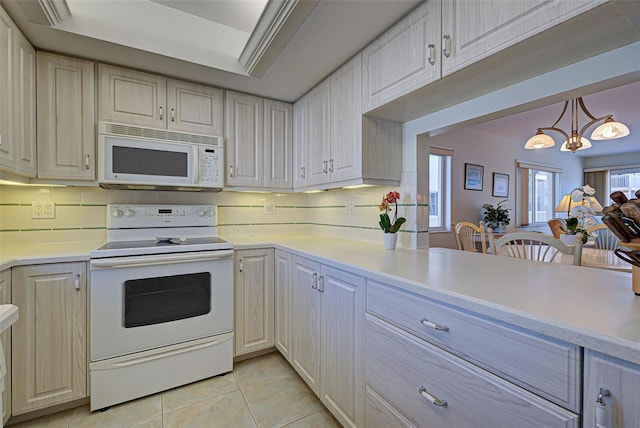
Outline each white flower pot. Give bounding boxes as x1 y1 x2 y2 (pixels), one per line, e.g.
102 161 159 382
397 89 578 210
559 234 578 245
383 233 397 250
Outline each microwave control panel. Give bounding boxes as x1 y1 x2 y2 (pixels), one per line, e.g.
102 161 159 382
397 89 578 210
199 146 223 188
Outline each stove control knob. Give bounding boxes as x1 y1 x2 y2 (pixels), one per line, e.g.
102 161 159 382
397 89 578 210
124 209 136 218
112 209 124 218
197 209 206 217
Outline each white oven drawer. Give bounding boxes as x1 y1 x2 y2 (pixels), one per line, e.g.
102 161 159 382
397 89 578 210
90 253 233 361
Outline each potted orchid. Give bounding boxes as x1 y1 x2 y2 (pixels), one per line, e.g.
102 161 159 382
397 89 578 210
378 191 406 249
561 184 597 244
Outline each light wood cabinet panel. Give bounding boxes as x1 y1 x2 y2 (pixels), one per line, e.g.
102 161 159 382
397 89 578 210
441 0 606 76
0 7 14 172
305 79 331 187
329 54 362 183
365 314 579 427
37 53 95 180
320 265 364 428
12 263 87 415
224 91 263 187
584 349 640 427
274 250 291 360
13 32 36 176
290 255 321 394
99 64 166 128
0 269 11 425
263 99 292 188
167 79 223 136
292 96 308 188
234 249 274 356
362 0 441 113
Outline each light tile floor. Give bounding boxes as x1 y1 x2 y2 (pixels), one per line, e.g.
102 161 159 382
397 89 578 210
10 352 341 428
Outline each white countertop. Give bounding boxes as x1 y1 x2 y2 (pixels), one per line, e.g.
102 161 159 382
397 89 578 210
0 305 18 334
2 234 640 365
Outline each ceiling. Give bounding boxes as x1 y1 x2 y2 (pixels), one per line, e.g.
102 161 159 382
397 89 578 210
1 0 422 102
470 81 640 158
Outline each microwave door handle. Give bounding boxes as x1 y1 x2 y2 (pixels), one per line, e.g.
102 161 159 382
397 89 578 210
90 250 234 269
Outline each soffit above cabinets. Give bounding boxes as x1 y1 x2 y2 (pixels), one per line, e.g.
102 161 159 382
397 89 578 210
1 0 422 102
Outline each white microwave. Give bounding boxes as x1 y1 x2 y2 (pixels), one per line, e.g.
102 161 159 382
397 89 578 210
98 122 224 192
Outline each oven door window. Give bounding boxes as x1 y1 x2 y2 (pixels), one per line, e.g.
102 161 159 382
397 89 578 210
124 272 211 328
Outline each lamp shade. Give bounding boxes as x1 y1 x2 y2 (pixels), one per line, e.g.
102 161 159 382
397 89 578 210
591 119 630 140
554 194 603 214
560 136 592 152
524 131 555 149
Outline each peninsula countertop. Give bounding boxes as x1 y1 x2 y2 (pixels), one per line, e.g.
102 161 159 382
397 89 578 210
2 234 639 365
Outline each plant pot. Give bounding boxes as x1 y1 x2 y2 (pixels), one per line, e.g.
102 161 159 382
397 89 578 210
559 234 578 245
383 233 397 250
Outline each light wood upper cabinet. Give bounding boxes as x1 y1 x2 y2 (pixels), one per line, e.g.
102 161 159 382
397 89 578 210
292 96 308 188
0 269 11 425
225 91 263 187
0 5 36 177
305 79 331 187
583 349 640 427
362 0 441 113
166 79 223 135
234 249 274 357
274 249 291 360
441 0 606 76
12 262 87 415
264 99 292 188
37 52 95 180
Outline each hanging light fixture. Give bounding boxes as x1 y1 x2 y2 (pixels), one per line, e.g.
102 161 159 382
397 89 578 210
524 97 630 153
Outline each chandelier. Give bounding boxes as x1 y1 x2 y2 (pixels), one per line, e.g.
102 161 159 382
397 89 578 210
524 97 630 153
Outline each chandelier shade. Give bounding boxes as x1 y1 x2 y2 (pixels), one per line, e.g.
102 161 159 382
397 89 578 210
524 97 630 153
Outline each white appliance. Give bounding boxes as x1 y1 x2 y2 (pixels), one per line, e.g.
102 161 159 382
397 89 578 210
89 204 233 411
98 121 224 191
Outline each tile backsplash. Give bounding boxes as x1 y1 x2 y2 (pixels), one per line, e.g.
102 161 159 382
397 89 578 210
0 184 426 247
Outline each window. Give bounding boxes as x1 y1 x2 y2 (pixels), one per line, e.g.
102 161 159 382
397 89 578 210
610 168 640 199
429 148 453 231
517 161 561 226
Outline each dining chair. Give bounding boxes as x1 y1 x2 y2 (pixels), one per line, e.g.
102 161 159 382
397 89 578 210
587 224 620 250
487 230 583 266
453 221 487 254
547 218 567 239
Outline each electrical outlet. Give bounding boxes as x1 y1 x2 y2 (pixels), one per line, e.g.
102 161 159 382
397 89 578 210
263 202 276 215
32 201 55 219
346 201 355 214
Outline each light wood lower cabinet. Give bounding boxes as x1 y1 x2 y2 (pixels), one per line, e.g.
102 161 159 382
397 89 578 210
583 349 640 427
274 249 291 360
287 254 364 428
234 249 274 356
0 269 11 425
11 262 87 415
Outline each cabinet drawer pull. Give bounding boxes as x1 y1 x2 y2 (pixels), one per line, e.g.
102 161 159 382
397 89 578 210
420 317 449 332
427 43 436 65
442 34 452 58
311 273 318 289
159 106 163 120
328 159 334 173
300 166 306 179
171 108 175 122
85 154 90 170
322 160 328 173
418 386 447 407
229 165 234 177
595 388 610 428
318 276 324 293
74 274 81 291
239 259 243 272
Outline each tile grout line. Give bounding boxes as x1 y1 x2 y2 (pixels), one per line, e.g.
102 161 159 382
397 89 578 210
233 371 261 428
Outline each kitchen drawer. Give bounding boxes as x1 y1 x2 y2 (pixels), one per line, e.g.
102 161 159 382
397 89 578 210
365 315 579 427
366 280 581 412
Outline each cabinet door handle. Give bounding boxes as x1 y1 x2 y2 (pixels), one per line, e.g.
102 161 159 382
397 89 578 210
419 386 447 407
318 276 324 293
322 160 328 173
427 43 436 65
420 317 449 332
311 273 318 290
595 388 610 428
239 259 243 272
159 106 164 120
74 274 81 291
328 159 334 173
300 166 306 179
171 108 175 122
84 154 90 170
442 35 452 58
229 165 234 177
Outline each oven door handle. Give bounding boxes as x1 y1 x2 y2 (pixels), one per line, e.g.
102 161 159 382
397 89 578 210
90 250 234 268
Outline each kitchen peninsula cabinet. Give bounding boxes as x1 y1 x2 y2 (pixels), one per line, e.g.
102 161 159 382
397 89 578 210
225 91 292 189
0 269 10 425
234 249 274 357
583 350 640 427
37 53 95 180
99 64 223 136
0 5 36 178
11 262 87 415
288 254 364 428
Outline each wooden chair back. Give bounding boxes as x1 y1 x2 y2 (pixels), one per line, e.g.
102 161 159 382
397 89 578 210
453 221 487 254
488 230 583 266
586 224 620 250
547 218 566 239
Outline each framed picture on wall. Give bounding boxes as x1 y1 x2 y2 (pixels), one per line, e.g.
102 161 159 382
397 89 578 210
492 173 509 197
464 163 484 191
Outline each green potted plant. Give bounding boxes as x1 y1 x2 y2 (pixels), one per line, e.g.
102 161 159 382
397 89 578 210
482 200 511 233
